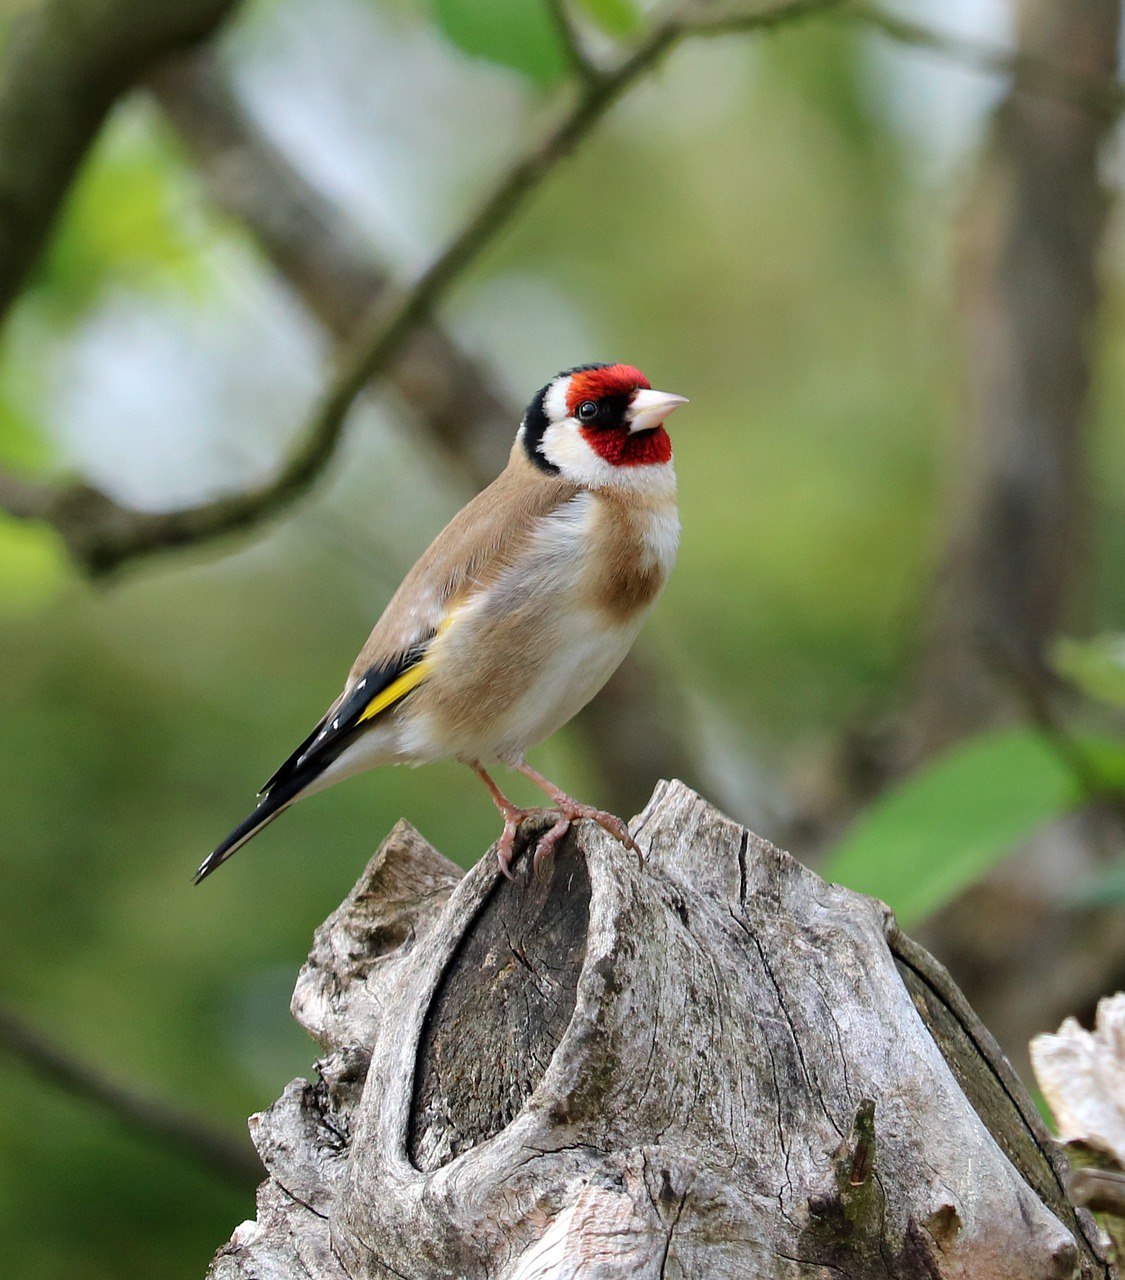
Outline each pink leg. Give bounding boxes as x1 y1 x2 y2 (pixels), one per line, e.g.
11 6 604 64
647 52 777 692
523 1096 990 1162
509 760 641 861
469 762 553 880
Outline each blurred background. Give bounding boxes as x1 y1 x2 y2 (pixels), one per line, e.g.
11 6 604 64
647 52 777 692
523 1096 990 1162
1 0 1123 1274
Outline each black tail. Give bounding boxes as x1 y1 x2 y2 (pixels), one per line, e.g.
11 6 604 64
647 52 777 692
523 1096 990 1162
194 769 316 884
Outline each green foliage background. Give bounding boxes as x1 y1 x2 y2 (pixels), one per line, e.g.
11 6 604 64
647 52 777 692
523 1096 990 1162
0 1 1123 1276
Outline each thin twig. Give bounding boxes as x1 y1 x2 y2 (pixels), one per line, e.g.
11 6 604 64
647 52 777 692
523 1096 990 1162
150 48 510 492
0 0 238 321
0 0 842 575
545 0 601 85
0 1002 261 1186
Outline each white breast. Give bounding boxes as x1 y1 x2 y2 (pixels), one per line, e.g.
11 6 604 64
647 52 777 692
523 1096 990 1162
642 504 680 578
493 606 644 759
388 490 676 764
487 492 672 757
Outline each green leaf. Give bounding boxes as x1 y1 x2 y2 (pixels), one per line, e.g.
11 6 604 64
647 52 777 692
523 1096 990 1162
432 0 566 85
573 0 641 37
1053 634 1125 710
819 729 1088 927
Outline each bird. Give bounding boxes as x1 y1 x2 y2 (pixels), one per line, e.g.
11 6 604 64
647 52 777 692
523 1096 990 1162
195 362 687 884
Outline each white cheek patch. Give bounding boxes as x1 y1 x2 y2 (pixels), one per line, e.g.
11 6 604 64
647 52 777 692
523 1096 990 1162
540 420 678 500
543 376 571 423
539 420 617 488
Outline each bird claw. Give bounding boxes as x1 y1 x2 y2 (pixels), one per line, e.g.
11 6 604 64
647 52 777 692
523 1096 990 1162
526 807 643 883
594 810 644 871
504 761 642 868
557 801 640 861
496 822 518 881
532 814 572 882
591 808 639 854
495 805 557 879
476 761 643 881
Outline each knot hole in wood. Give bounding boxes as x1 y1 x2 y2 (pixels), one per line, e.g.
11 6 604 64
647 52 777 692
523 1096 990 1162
407 827 592 1172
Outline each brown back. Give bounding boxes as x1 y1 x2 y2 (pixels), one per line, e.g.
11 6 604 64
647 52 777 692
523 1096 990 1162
348 443 579 684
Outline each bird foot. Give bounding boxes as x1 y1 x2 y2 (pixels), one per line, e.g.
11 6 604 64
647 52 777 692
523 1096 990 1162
495 805 557 880
584 809 641 863
584 806 637 851
531 813 572 881
549 795 642 870
506 760 641 864
474 760 641 879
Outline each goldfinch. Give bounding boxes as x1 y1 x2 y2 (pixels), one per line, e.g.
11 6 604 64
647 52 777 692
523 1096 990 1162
196 363 687 883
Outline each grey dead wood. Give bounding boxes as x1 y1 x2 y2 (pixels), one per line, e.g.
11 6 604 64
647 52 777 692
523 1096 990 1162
206 783 1110 1279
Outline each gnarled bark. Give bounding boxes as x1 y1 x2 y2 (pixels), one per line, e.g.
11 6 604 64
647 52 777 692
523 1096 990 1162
207 784 1110 1278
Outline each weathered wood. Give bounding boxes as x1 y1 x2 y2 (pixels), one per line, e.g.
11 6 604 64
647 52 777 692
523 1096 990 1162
1032 994 1125 1253
206 782 1112 1279
409 825 592 1172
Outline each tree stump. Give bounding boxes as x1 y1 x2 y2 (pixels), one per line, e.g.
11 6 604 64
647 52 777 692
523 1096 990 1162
206 782 1112 1279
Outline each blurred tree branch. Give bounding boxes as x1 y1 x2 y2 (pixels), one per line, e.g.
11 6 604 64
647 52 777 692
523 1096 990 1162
0 1001 260 1185
1 0 1124 577
545 0 601 87
0 0 237 574
8 0 1125 576
149 50 514 494
908 0 1119 760
0 0 238 322
0 0 842 576
810 0 1125 822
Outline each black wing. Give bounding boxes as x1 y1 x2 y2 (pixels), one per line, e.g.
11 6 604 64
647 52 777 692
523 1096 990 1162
258 639 431 796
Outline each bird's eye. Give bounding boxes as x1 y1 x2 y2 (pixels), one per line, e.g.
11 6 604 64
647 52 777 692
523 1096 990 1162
577 400 599 422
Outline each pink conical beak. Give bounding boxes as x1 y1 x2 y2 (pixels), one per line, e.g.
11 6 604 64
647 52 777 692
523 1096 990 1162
627 388 689 433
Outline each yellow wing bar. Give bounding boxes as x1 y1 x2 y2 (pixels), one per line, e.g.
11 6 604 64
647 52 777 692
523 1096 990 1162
354 607 460 726
357 657 432 724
